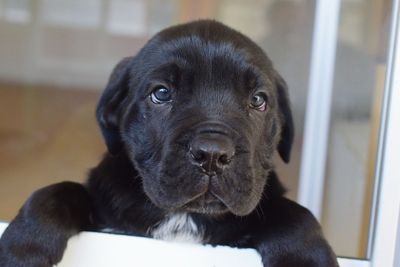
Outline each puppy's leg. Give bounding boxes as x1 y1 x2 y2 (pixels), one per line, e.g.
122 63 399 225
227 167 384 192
254 197 339 267
0 182 92 267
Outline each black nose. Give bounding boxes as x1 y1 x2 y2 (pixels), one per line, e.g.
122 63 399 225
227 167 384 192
189 134 235 175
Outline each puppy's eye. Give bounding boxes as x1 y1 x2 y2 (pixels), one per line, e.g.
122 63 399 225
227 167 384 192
250 92 267 111
150 86 172 104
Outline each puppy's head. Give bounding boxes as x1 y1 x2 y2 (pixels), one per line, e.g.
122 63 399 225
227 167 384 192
97 20 293 216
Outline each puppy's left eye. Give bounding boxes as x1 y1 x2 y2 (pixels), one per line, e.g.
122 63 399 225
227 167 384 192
150 86 172 104
250 92 267 111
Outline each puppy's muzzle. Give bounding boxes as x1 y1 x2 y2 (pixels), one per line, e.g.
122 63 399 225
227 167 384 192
189 123 235 176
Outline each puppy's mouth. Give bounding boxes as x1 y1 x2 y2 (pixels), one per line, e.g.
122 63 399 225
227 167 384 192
182 190 229 215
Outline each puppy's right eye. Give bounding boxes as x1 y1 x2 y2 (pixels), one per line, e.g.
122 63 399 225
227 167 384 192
250 92 267 111
150 87 172 104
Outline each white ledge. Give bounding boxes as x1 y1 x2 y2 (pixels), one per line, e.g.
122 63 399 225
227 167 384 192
0 222 263 267
1 222 353 266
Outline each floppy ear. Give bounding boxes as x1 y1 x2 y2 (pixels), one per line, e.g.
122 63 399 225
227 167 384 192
96 57 133 155
274 71 294 163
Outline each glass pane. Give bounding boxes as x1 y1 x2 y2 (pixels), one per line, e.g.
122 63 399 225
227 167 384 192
256 0 315 200
106 0 147 36
3 0 31 24
41 0 102 28
321 0 391 258
0 0 315 232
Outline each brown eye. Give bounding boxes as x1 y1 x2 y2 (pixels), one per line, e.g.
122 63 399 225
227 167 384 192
250 92 267 111
150 86 172 104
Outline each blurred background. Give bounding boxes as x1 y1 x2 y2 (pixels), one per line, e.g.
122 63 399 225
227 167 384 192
0 0 392 259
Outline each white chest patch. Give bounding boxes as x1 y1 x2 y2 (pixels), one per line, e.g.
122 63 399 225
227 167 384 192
150 213 204 244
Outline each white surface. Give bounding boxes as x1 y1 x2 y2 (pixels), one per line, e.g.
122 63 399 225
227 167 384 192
0 222 354 267
0 222 263 267
337 258 369 267
0 222 6 235
0 222 371 267
298 0 341 219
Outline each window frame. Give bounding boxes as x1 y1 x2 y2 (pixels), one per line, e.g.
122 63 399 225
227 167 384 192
298 0 400 265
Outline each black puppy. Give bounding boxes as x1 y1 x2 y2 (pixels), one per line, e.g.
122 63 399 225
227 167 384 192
0 20 339 267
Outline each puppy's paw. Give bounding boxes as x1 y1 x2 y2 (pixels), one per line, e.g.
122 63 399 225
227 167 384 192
0 220 68 267
0 243 54 267
0 182 91 267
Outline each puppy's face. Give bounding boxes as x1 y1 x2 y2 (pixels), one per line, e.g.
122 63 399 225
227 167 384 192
97 21 293 216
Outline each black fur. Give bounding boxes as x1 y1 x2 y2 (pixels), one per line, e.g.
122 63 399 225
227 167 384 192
0 20 338 267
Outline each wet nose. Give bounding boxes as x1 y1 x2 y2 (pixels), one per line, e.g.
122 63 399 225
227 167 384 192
189 134 235 175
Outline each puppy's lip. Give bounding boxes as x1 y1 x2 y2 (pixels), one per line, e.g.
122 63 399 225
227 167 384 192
209 180 255 216
182 191 229 214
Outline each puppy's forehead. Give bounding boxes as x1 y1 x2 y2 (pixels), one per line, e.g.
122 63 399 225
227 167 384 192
141 20 273 76
155 20 267 57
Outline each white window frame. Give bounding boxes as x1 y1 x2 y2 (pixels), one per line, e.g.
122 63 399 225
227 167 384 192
298 0 341 220
299 0 400 266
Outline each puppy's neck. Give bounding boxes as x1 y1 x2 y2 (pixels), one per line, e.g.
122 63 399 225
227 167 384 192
149 212 204 244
